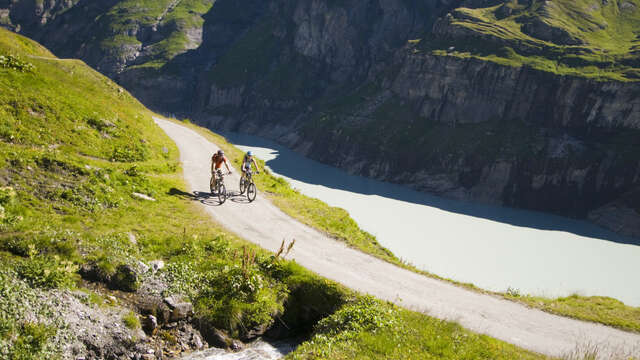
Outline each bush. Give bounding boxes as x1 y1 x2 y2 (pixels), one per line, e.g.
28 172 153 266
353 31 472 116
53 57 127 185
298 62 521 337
16 246 78 289
0 269 64 359
315 296 396 336
0 233 77 259
111 143 149 162
86 117 115 132
0 187 22 230
122 311 140 330
193 259 288 338
10 322 56 355
0 55 36 73
124 165 140 177
0 187 16 206
163 262 202 300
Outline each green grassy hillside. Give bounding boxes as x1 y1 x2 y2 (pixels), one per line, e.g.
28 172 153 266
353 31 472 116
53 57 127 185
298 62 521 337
99 0 215 70
0 28 552 359
423 0 640 80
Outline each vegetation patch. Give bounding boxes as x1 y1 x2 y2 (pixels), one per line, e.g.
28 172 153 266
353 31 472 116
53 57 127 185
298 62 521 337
0 268 67 360
0 54 35 72
512 294 640 333
422 0 640 81
288 298 543 360
122 311 141 330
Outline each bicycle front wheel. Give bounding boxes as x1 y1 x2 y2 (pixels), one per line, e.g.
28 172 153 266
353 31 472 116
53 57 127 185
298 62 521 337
247 182 257 203
239 177 246 195
218 183 227 204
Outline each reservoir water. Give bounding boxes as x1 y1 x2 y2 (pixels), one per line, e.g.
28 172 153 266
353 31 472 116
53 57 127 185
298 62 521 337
224 132 640 306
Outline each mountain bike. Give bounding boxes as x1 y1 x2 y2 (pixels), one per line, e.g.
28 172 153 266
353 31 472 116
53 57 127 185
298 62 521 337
210 169 228 204
239 169 258 202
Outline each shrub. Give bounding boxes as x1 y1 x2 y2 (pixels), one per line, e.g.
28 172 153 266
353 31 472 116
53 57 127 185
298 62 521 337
0 187 16 206
124 165 140 177
111 143 149 162
314 296 397 339
0 187 22 230
16 246 78 289
163 262 202 300
0 269 64 359
7 322 56 359
0 233 77 259
122 311 140 330
0 55 36 73
86 117 115 132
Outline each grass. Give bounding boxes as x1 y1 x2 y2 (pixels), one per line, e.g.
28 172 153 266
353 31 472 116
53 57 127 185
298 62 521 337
512 294 640 333
289 298 544 360
122 311 141 330
0 27 551 359
62 0 215 71
423 0 640 81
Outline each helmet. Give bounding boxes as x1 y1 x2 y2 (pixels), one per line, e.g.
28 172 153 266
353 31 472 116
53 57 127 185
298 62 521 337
246 151 253 157
217 150 224 156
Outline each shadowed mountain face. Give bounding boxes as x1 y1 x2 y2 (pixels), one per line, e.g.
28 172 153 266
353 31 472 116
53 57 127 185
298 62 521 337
3 0 640 237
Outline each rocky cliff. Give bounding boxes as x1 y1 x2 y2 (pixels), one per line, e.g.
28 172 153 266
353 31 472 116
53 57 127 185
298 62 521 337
3 0 639 237
193 0 640 238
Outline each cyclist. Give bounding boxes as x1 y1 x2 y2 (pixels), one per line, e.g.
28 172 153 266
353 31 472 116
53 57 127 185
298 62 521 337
241 151 260 180
211 150 232 182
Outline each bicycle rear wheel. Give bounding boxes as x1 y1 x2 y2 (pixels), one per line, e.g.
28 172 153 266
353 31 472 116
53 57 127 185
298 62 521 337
218 183 227 204
247 182 257 202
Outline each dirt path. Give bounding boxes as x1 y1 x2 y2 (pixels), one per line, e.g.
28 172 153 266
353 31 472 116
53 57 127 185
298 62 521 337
155 118 640 359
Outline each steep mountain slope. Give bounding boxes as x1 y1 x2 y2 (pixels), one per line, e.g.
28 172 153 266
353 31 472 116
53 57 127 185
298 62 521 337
3 0 639 237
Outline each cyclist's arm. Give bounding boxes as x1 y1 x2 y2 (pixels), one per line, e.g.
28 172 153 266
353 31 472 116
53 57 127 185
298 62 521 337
224 157 232 173
211 157 215 173
252 158 259 172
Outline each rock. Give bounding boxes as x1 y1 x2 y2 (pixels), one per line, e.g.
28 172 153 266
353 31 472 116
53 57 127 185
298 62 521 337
163 295 182 309
521 17 584 45
191 334 204 350
136 297 171 325
172 302 193 321
78 263 105 283
142 315 158 335
128 232 137 245
138 261 150 274
588 202 640 238
241 323 270 341
132 192 156 202
230 340 243 351
141 354 155 360
200 328 231 349
109 264 140 292
149 260 164 273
